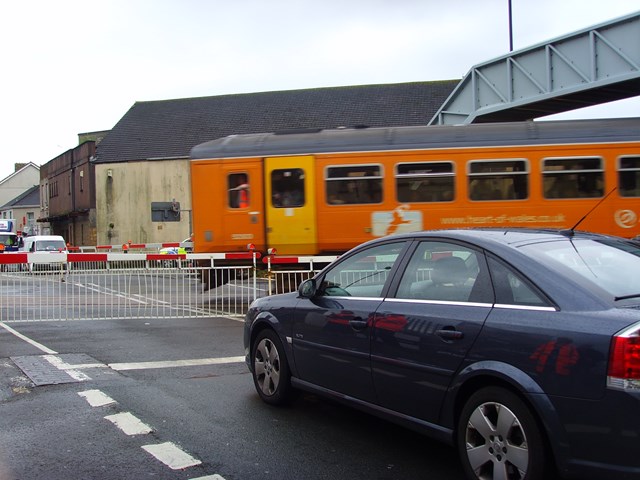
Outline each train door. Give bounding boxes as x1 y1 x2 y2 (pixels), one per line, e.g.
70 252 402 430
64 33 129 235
265 156 317 254
221 162 265 251
191 159 265 252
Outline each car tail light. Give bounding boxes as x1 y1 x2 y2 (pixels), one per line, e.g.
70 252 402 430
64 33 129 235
607 323 640 391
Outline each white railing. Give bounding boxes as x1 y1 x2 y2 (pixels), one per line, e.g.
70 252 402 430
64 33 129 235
0 252 339 322
0 252 260 321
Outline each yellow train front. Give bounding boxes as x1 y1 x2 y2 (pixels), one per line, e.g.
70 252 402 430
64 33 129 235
189 118 640 257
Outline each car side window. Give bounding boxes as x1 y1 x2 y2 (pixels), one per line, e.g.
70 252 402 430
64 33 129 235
320 242 406 298
396 241 490 303
487 256 550 307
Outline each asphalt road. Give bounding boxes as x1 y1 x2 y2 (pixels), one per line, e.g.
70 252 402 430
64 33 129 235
0 315 465 480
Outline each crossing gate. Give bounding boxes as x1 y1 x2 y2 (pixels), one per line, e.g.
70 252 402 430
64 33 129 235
0 252 340 322
263 255 340 295
0 252 260 322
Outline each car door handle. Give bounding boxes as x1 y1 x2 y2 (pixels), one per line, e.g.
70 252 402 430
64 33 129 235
349 320 369 330
436 328 464 340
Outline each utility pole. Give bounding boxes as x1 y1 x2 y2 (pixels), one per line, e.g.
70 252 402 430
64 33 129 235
508 0 514 51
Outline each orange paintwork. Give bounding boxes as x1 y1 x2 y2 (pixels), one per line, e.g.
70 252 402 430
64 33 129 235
191 141 640 255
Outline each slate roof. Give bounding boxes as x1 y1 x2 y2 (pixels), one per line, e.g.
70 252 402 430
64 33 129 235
1 185 39 209
94 81 459 164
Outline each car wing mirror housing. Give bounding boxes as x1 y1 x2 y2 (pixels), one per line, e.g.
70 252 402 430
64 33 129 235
299 278 317 298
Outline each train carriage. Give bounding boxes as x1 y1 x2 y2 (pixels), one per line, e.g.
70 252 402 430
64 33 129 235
190 117 640 256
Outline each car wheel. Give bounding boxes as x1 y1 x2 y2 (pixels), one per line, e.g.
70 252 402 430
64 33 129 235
251 329 292 405
457 387 548 480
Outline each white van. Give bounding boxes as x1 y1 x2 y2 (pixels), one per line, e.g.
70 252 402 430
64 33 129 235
20 235 68 272
21 235 68 253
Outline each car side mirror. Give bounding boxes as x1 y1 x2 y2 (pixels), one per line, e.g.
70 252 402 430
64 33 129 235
299 278 317 298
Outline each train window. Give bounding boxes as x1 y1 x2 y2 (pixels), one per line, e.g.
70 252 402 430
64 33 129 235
543 157 604 199
396 162 454 202
271 168 305 208
228 173 250 209
619 156 640 197
467 159 528 201
326 164 383 205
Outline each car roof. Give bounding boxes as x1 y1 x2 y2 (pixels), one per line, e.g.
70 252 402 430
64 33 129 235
377 227 622 250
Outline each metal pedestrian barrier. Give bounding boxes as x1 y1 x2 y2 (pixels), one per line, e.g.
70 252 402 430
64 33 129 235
0 252 261 322
0 252 338 322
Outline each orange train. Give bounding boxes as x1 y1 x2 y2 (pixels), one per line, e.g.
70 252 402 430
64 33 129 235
189 117 640 256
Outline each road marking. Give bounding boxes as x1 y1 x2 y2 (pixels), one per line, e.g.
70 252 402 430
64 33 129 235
0 321 57 354
142 442 202 470
105 412 154 435
78 389 117 407
43 355 91 381
190 476 227 480
109 355 245 371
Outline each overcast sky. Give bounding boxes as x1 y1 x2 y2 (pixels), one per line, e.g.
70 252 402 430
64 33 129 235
1 0 639 177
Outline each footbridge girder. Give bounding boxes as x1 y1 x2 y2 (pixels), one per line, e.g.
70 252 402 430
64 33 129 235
430 11 640 125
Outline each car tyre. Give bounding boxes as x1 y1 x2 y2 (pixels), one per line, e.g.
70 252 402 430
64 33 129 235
457 386 549 480
251 329 292 405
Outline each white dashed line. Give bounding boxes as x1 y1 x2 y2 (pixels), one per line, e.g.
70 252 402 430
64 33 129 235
78 389 117 407
105 412 153 435
142 442 202 470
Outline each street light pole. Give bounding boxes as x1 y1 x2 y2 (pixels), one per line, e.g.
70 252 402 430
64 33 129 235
508 0 514 51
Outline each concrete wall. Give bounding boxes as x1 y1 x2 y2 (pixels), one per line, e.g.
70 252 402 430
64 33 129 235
95 159 192 246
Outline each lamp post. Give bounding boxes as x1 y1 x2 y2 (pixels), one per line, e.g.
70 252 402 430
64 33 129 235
508 0 513 51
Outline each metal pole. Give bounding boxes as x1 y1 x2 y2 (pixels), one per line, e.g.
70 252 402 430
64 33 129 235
508 0 514 51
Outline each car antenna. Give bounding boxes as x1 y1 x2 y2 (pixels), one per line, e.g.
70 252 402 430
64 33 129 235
560 187 617 237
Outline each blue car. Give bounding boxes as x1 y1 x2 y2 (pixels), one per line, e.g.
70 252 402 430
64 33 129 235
244 228 640 480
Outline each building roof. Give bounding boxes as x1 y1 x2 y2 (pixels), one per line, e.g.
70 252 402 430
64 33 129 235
0 184 39 209
94 81 459 164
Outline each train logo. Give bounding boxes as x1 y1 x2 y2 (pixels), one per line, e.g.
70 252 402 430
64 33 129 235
372 205 423 236
614 209 638 229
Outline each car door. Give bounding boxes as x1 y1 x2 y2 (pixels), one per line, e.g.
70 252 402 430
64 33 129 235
371 240 494 423
292 240 410 403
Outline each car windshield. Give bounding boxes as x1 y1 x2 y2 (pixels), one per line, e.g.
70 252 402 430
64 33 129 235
36 240 66 252
0 234 18 247
521 237 640 300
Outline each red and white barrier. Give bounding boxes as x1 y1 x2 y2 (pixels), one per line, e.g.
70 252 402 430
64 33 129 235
0 251 258 265
262 255 339 265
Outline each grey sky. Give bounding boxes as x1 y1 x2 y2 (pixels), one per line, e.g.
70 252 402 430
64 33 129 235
1 0 638 176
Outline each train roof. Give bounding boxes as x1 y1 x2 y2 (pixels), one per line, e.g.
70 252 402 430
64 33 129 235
190 117 640 160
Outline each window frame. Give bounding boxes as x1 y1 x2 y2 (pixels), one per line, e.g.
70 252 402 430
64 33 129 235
618 155 640 198
395 161 455 203
227 172 250 209
467 159 529 201
325 163 384 205
270 167 305 208
542 156 604 199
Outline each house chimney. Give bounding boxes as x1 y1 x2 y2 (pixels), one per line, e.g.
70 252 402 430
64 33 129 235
14 163 27 172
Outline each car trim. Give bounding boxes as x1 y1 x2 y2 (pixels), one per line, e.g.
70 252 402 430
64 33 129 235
385 298 492 308
371 354 455 376
494 303 557 312
294 338 370 361
322 295 385 301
